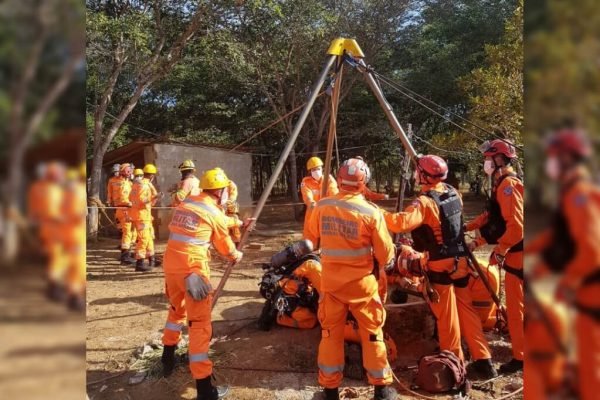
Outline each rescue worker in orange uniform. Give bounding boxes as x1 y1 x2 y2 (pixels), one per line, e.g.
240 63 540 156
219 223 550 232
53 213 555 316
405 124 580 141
160 168 243 400
62 165 87 311
383 154 496 379
28 161 67 301
131 165 159 272
113 163 137 265
213 168 242 244
106 163 121 207
171 159 201 206
465 139 524 374
305 157 397 400
301 156 338 238
527 128 600 400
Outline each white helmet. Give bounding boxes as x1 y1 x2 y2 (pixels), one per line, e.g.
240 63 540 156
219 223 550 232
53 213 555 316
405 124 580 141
112 164 120 173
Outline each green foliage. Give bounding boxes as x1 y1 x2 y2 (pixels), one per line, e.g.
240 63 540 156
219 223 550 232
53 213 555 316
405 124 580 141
86 0 523 195
460 0 523 142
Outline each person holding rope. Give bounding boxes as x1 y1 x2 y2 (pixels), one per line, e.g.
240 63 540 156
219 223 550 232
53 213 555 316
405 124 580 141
465 139 524 374
383 154 497 380
305 157 398 400
160 168 243 400
301 156 338 238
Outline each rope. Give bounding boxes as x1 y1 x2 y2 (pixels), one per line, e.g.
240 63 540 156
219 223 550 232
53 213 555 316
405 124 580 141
229 92 325 152
370 71 523 151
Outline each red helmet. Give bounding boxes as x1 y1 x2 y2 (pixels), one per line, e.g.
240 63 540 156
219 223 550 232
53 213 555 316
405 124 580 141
416 155 448 183
545 128 592 158
337 158 371 192
480 139 517 159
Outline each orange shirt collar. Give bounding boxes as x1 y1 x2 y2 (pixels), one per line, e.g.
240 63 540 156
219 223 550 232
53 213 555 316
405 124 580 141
420 182 445 192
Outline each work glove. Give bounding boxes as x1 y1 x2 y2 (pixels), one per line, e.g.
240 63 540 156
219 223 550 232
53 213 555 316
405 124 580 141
185 273 212 301
383 259 396 275
309 201 316 209
231 250 243 263
397 246 424 277
242 217 256 231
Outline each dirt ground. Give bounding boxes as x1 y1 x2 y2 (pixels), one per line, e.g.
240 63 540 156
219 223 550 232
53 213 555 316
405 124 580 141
0 262 86 400
86 197 523 400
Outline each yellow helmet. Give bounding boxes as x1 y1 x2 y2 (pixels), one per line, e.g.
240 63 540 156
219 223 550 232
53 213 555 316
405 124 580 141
66 168 79 180
143 164 157 174
133 168 144 176
179 159 196 171
200 168 230 190
306 156 323 170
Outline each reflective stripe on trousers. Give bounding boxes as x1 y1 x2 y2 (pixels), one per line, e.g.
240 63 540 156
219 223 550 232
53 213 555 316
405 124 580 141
165 321 183 332
367 366 391 379
168 233 210 246
321 246 373 258
189 352 209 363
318 363 344 374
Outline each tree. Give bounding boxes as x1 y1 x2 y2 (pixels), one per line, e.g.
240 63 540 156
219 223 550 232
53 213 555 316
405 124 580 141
0 0 84 263
87 0 216 237
460 0 523 143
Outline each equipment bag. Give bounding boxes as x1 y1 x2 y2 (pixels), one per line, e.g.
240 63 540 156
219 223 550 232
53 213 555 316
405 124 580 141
415 350 469 394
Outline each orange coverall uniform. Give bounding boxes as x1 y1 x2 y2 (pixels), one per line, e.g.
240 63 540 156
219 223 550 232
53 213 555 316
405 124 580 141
526 166 600 400
29 179 65 283
466 166 524 361
112 176 136 250
171 175 201 206
306 191 395 389
276 257 322 329
161 192 239 380
130 178 158 261
62 180 87 296
106 175 120 206
384 182 491 361
301 174 338 238
222 180 242 242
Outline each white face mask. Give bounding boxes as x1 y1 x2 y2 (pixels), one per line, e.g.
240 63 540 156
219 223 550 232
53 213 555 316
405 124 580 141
545 157 561 180
483 159 496 176
220 188 229 205
311 168 323 180
413 169 420 183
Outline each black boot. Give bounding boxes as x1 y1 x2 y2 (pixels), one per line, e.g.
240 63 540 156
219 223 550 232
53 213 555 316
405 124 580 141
469 358 498 380
374 385 398 400
120 250 135 265
323 388 339 400
147 256 156 268
135 258 152 272
499 358 523 374
67 294 85 311
161 345 176 377
47 281 66 302
195 377 219 400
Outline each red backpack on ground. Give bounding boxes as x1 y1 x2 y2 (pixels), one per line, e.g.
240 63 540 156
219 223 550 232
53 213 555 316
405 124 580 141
415 350 470 394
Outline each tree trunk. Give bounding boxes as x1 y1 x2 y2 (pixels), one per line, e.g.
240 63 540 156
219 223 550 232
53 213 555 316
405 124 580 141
87 146 105 239
2 145 25 265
